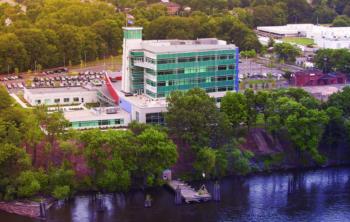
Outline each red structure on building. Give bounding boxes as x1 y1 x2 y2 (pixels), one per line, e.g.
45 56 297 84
105 73 120 104
291 69 347 87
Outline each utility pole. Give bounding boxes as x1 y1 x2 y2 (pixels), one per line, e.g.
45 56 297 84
84 51 87 68
323 57 328 74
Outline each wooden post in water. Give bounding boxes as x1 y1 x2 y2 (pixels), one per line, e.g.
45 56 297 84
175 185 182 205
39 201 47 219
96 193 105 212
213 181 221 201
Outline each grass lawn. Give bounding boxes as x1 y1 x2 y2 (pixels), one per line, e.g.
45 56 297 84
282 37 315 46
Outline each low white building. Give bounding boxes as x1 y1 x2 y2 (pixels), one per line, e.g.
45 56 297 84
23 87 99 106
257 24 350 49
64 107 131 129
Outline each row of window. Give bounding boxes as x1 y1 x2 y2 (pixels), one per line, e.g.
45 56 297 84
146 113 165 125
146 86 235 98
156 65 235 76
156 54 235 64
35 97 82 104
147 75 234 87
72 119 124 128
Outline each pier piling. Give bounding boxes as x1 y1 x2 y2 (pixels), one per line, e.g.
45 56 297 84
213 181 221 201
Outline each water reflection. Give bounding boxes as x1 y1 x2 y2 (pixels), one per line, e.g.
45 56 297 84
1 167 350 222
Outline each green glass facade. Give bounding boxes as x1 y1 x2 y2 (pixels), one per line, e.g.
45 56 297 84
71 119 125 129
130 51 145 93
129 49 239 98
123 29 142 40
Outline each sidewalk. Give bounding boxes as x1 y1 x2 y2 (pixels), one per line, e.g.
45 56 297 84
10 93 28 108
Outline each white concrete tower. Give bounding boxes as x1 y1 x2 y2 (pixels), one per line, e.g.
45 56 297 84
121 27 143 93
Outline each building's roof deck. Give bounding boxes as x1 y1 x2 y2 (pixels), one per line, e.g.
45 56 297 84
141 39 236 54
111 82 167 108
25 86 97 95
64 107 130 122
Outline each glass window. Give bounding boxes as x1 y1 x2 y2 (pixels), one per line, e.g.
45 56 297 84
158 70 175 75
218 65 227 70
99 120 109 126
219 55 227 60
168 80 175 86
218 87 227 92
157 93 165 98
146 69 156 75
198 55 216 61
146 79 156 87
64 98 70 103
73 97 79 102
178 57 196 63
177 68 185 74
207 66 216 72
206 88 215 93
157 58 176 64
228 65 235 70
54 98 60 103
136 112 140 122
35 100 41 104
157 81 166 87
146 113 165 125
145 57 156 64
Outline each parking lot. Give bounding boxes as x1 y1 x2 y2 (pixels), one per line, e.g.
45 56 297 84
0 68 108 93
239 59 285 78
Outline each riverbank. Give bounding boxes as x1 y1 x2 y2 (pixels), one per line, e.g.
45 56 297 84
0 198 55 219
2 162 349 220
2 166 350 222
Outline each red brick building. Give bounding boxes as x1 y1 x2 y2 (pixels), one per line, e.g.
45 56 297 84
291 69 347 87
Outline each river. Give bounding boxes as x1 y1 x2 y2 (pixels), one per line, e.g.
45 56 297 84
1 166 350 222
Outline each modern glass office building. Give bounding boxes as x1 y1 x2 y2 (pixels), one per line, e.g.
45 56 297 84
122 27 239 99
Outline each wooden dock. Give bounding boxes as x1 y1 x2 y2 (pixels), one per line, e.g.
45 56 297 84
167 179 212 203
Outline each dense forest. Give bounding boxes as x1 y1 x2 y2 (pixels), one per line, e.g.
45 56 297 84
1 0 350 73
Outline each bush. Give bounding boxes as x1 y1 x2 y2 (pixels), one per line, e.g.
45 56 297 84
16 171 42 198
52 186 70 200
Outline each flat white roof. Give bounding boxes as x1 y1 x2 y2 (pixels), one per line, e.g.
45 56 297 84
64 108 130 122
141 39 236 54
25 86 97 95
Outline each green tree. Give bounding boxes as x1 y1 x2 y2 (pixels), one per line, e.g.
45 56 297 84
136 128 178 186
327 86 350 117
0 33 28 73
16 170 41 198
15 28 51 70
221 92 247 128
285 109 329 164
332 15 350 26
274 43 301 63
92 19 123 55
194 147 217 178
166 88 230 149
0 86 12 109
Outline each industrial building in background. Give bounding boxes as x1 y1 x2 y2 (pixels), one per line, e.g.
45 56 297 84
257 24 350 49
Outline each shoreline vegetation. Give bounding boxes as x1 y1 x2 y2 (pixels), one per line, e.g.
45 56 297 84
1 0 350 219
1 85 350 218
